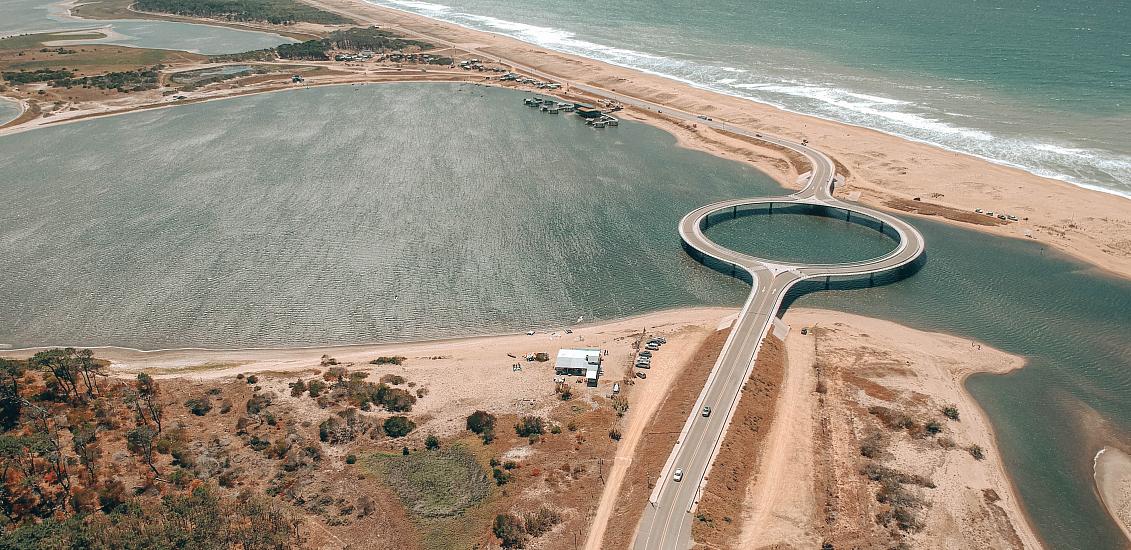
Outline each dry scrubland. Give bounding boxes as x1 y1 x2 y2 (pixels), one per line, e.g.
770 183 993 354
0 309 734 549
690 309 1041 550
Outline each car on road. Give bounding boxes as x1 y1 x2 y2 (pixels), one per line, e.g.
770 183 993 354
635 372 647 379
702 406 711 417
673 468 683 482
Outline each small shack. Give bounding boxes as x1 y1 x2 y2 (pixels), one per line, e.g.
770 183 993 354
555 348 602 386
574 103 602 119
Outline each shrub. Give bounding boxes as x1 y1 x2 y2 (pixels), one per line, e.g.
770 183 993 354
493 513 526 548
323 366 348 383
307 379 326 397
466 410 497 443
550 424 562 434
943 405 960 421
380 374 406 385
219 399 232 414
384 415 416 438
289 379 306 397
925 420 943 435
611 395 629 417
860 432 886 458
515 416 544 437
185 397 212 416
245 393 271 415
320 355 338 366
245 375 258 384
968 445 985 460
370 356 406 365
425 434 440 450
609 428 622 441
346 454 357 464
522 506 562 537
493 468 510 485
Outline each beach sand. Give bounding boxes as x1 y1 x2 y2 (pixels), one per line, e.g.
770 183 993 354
1095 446 1131 543
298 0 1131 281
719 308 1041 549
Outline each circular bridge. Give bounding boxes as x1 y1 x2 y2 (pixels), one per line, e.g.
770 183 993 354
634 99 925 550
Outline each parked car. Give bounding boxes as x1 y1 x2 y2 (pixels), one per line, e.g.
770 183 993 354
673 468 683 482
635 372 647 379
638 350 652 358
645 343 660 351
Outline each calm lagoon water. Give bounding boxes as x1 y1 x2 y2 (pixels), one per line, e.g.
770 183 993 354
1 83 1130 547
703 206 896 265
0 97 22 126
0 0 294 54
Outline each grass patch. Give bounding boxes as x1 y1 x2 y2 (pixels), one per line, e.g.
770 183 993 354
0 32 109 51
366 443 491 518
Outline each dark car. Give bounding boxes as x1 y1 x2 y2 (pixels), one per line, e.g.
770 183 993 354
635 372 647 379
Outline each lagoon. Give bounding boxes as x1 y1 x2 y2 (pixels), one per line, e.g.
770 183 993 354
0 0 294 54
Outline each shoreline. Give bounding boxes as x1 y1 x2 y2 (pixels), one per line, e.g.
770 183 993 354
0 306 738 365
1094 446 1131 543
724 308 1043 548
361 2 1130 203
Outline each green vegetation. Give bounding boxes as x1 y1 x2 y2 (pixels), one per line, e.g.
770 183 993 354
291 367 416 412
425 433 440 450
968 444 985 460
493 507 563 548
383 415 415 438
0 32 107 51
134 0 348 25
1 68 74 84
942 405 960 421
277 27 430 60
371 355 407 365
0 349 302 547
0 483 301 548
466 410 496 443
514 416 544 437
184 396 213 416
370 444 491 517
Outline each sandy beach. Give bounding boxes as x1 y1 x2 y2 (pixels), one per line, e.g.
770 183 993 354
702 308 1042 549
1095 446 1131 543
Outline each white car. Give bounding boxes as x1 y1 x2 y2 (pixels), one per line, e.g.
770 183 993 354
673 468 684 482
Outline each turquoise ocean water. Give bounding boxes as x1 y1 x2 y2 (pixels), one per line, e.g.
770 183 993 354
1 84 1130 547
369 0 1131 198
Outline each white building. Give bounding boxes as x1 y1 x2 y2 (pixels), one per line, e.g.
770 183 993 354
555 348 601 386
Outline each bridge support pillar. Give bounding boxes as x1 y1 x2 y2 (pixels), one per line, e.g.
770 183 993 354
869 272 875 286
879 220 885 233
846 210 851 222
769 203 774 214
825 276 830 289
733 206 737 218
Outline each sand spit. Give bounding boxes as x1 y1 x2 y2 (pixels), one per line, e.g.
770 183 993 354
1095 447 1131 543
709 308 1043 549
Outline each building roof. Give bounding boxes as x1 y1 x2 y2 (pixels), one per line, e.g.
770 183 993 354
556 348 601 372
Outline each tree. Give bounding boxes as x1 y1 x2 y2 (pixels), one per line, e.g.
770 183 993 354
383 416 415 438
424 434 440 450
467 410 496 435
71 421 100 480
0 358 24 430
74 348 105 398
943 405 960 421
184 397 212 416
493 513 526 548
32 348 81 401
611 395 629 417
129 373 163 434
127 425 159 477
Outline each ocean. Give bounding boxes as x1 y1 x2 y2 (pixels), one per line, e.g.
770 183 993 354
1 83 1130 546
369 0 1131 198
